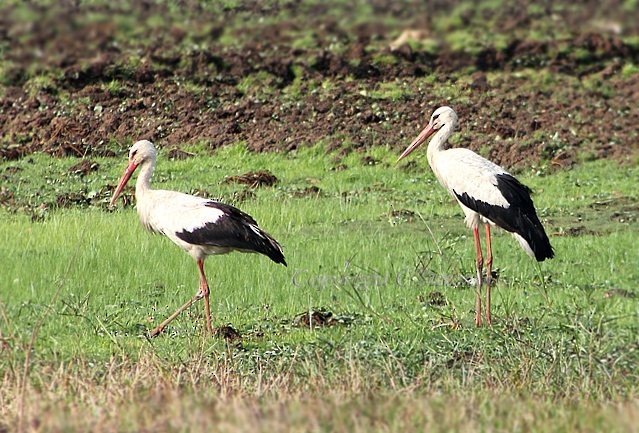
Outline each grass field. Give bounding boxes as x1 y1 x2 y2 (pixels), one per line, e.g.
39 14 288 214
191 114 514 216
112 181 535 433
1 144 638 431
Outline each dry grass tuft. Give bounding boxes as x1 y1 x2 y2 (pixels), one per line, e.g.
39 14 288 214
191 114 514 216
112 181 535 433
1 351 638 433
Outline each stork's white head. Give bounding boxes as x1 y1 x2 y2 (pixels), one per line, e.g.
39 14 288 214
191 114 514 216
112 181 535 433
429 106 458 131
397 106 458 162
109 140 157 207
128 140 157 165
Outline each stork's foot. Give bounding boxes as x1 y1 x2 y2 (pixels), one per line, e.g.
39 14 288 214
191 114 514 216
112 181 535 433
148 325 165 338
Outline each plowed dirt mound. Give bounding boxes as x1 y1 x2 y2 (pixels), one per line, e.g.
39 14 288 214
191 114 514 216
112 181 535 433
1 2 637 167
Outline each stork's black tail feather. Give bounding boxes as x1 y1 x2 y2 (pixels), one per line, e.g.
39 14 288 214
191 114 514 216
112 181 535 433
252 230 287 266
517 211 554 262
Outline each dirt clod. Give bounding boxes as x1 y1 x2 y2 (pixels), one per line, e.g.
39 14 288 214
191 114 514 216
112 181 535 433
215 325 241 342
428 291 447 307
293 310 337 328
69 160 99 176
292 186 323 198
224 171 278 188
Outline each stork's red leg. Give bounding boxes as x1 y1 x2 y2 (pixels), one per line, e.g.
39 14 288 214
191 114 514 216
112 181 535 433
149 290 204 337
473 226 484 327
149 259 213 337
197 258 214 335
485 225 493 325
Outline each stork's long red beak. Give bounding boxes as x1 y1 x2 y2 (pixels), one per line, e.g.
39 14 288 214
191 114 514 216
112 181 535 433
397 124 436 162
109 161 138 207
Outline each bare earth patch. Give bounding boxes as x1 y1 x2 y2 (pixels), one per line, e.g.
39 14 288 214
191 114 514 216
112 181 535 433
0 2 637 168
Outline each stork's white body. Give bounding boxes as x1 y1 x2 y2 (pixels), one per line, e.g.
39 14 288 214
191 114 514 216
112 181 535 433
428 147 510 219
136 188 235 259
427 145 535 257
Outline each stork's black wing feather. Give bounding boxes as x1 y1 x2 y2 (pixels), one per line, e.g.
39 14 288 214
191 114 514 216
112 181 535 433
175 202 287 265
454 174 554 261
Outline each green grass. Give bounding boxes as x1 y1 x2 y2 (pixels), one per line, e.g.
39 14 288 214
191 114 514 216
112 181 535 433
1 145 638 431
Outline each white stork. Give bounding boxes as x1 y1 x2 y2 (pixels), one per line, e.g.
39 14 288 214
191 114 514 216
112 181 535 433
109 140 286 337
397 106 554 326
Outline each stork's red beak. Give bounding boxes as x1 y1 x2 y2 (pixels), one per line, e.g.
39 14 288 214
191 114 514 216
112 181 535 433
109 161 138 207
397 124 436 162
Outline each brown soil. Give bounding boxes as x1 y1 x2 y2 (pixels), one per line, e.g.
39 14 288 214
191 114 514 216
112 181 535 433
68 159 100 176
292 309 352 328
223 170 278 187
293 310 336 328
215 325 242 342
427 291 447 307
0 2 638 167
291 185 323 198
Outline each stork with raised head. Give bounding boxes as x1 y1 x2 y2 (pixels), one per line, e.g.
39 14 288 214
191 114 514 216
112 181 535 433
109 140 287 337
397 106 554 326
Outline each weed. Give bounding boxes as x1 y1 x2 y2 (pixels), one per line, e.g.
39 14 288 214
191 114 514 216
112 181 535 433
102 80 125 96
24 74 59 97
369 80 414 101
237 71 278 99
621 62 639 78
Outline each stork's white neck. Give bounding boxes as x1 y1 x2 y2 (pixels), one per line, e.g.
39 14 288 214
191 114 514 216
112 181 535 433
426 121 456 163
135 159 155 199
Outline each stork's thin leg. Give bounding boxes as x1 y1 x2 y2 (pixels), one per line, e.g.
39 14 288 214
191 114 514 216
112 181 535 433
149 289 204 337
197 259 214 335
149 259 213 337
473 226 484 327
484 225 493 325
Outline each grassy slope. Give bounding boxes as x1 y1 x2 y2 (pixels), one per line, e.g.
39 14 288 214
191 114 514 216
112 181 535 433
1 145 638 431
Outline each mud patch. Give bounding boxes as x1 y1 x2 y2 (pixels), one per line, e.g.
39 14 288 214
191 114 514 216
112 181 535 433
68 160 99 176
292 310 353 328
215 325 241 342
291 186 323 198
0 2 636 169
224 170 278 188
